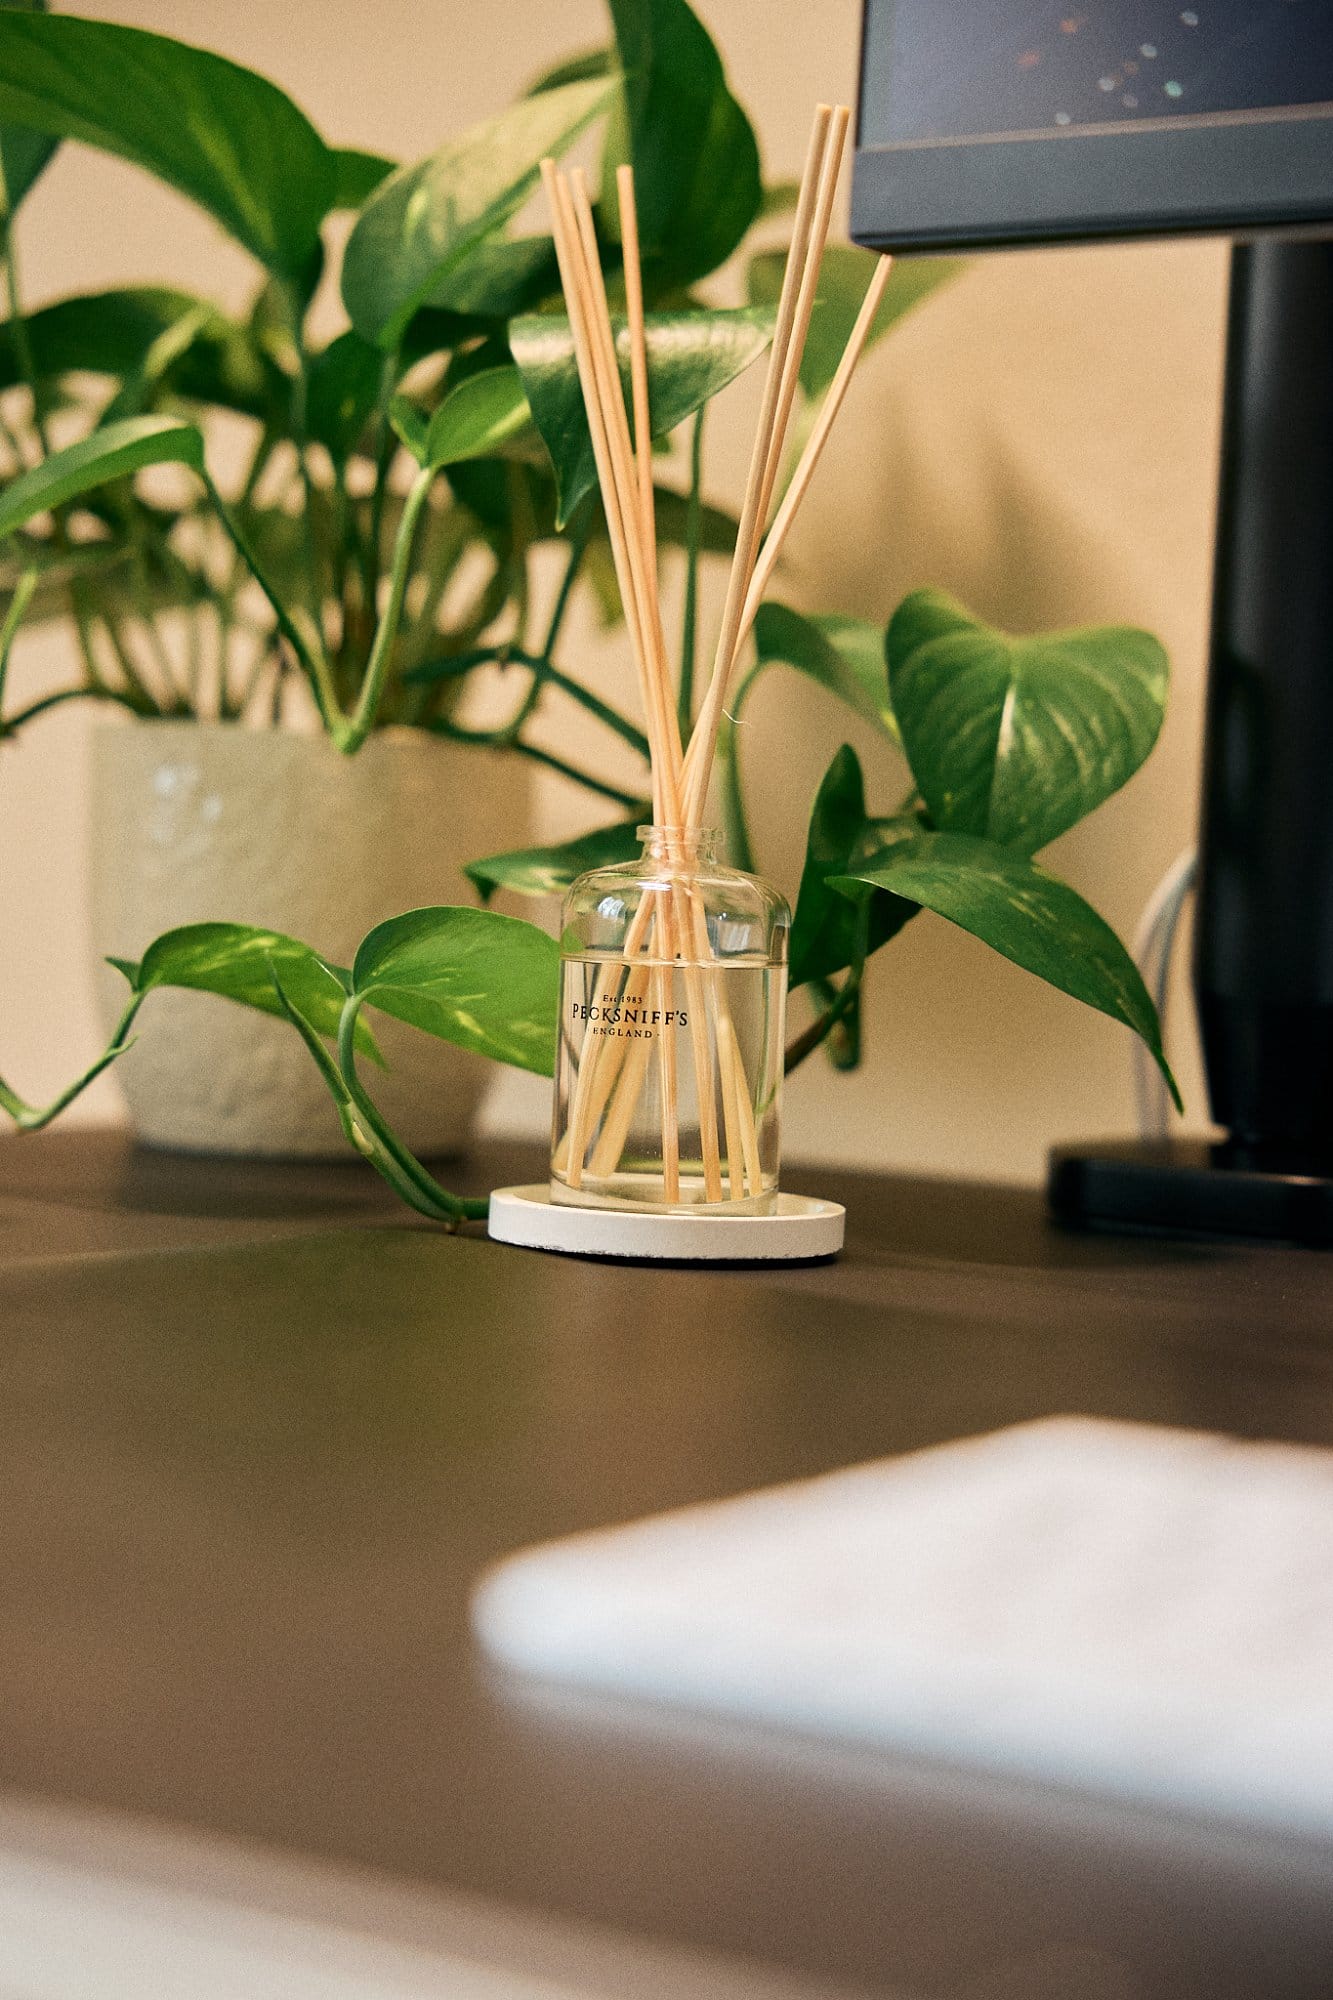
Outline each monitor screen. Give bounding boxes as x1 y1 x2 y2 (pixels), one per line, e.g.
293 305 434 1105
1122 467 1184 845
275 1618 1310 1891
853 0 1333 250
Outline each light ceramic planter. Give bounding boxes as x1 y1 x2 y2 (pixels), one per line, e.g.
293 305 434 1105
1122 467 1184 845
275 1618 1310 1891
89 717 528 1158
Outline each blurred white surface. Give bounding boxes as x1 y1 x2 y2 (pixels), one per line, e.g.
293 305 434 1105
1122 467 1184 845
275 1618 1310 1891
475 1419 1333 1839
0 1796 860 2000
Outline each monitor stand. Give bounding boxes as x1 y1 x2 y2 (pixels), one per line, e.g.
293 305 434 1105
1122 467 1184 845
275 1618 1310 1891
1049 238 1333 1246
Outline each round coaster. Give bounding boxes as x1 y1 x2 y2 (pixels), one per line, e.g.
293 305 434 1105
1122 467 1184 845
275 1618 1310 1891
488 1185 845 1263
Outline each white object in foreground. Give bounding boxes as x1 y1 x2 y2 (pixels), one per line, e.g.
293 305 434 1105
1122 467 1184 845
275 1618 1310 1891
0 1795 847 2000
487 1185 845 1262
473 1418 1333 1840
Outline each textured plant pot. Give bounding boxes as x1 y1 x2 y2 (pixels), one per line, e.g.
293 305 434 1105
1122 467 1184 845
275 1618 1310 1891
88 718 528 1158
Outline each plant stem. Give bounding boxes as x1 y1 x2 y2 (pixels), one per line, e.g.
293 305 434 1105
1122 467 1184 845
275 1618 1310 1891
0 397 31 471
336 996 488 1223
130 542 187 707
0 162 49 457
0 992 143 1133
285 286 326 636
0 681 140 738
427 714 648 810
784 898 871 1075
201 468 343 733
508 739 649 809
365 350 399 605
101 610 163 715
678 405 705 735
543 507 593 660
0 158 104 696
716 659 762 872
338 464 434 753
529 656 650 758
784 965 863 1074
0 566 37 715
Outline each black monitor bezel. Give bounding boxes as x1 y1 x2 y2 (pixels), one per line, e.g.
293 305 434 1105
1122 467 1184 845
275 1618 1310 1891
850 0 1333 253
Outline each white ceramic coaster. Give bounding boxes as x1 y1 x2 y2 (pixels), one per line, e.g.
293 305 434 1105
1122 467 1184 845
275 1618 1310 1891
487 1185 845 1263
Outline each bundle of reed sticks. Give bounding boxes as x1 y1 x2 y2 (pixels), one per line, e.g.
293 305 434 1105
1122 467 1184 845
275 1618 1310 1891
543 103 891 1208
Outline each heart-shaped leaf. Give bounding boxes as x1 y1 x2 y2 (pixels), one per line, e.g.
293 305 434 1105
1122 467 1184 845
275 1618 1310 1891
0 415 205 538
332 146 394 210
426 234 559 320
752 602 899 741
117 921 380 1057
0 12 335 275
342 76 613 348
352 906 560 1076
888 589 1169 855
268 972 478 1224
526 48 612 97
604 0 761 291
466 819 643 903
832 830 1179 1103
511 305 773 526
789 746 917 987
421 366 533 471
0 287 278 423
306 329 385 458
0 0 55 217
747 246 965 403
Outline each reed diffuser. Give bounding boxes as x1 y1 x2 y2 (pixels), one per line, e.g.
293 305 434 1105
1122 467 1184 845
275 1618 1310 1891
538 105 889 1224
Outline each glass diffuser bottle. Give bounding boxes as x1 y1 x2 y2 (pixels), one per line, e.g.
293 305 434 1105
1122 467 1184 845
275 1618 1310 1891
551 827 790 1214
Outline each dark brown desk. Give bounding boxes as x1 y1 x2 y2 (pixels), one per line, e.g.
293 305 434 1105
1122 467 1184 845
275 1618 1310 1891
2 1130 1331 1999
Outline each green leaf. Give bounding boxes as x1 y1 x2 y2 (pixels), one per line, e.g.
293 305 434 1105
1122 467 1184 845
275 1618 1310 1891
0 1029 138 1134
605 0 762 290
465 819 642 902
648 482 739 555
386 394 429 469
527 48 612 96
0 0 54 216
0 287 276 421
511 305 773 526
832 830 1180 1104
887 589 1169 855
306 329 385 458
352 905 560 1076
342 76 613 348
426 234 558 319
759 179 800 217
268 970 472 1223
0 415 204 538
789 746 916 987
421 366 532 471
752 601 899 741
332 145 394 209
747 246 964 401
118 921 381 1056
0 12 335 275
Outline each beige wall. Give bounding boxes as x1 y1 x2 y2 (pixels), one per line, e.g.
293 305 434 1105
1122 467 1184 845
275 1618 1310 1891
0 0 1224 1179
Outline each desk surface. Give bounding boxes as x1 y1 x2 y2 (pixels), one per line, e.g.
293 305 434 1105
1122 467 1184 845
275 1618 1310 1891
2 1130 1331 1999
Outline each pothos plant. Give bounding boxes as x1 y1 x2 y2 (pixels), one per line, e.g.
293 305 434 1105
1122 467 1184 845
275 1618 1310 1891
0 0 1179 1204
0 0 930 774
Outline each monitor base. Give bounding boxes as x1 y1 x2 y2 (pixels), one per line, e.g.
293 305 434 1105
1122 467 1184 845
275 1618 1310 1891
1048 1139 1333 1247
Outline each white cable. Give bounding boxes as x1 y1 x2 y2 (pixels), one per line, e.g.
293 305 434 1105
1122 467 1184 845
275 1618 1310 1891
1131 847 1198 1140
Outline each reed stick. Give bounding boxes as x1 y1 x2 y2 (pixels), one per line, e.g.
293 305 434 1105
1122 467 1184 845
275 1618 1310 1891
753 104 850 542
682 103 834 828
544 160 726 1201
741 254 893 632
542 119 879 1213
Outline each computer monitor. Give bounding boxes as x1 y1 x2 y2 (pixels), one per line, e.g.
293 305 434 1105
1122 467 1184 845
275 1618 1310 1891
850 2 1333 1242
852 1 1333 250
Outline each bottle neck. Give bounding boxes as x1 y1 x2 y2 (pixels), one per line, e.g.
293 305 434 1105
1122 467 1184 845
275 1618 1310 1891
638 824 722 867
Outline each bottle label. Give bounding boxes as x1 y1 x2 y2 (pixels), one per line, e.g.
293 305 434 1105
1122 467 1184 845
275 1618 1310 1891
571 1000 689 1041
